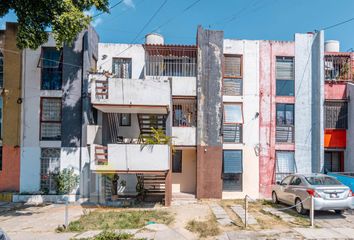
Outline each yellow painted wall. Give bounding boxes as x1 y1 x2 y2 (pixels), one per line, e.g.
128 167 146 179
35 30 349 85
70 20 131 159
172 149 196 194
3 22 22 146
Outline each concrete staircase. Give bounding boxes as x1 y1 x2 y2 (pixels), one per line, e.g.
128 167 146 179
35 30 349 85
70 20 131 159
172 192 197 206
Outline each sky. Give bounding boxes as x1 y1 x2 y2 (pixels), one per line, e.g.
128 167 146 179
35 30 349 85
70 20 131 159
1 0 354 51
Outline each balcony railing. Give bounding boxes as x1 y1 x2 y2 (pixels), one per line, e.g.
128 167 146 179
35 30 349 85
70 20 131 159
325 55 352 81
90 144 170 171
90 75 171 111
223 123 242 143
276 125 294 143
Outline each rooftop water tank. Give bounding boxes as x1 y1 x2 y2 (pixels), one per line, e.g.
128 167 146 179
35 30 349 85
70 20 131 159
325 40 340 52
145 33 164 45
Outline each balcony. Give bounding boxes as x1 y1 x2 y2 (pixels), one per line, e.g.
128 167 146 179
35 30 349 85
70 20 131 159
325 54 353 81
90 143 170 172
90 74 171 114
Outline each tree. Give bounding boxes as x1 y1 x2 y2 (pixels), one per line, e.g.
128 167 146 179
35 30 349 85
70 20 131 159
0 0 109 49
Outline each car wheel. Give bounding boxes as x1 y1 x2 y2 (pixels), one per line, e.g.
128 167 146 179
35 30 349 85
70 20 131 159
335 210 344 215
272 191 279 204
295 198 308 215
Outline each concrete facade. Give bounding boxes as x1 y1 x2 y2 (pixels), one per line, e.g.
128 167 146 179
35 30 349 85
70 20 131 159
20 27 98 194
222 39 260 199
0 23 22 192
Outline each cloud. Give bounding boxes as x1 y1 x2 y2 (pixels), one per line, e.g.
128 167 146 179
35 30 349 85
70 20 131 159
92 18 103 27
123 0 135 8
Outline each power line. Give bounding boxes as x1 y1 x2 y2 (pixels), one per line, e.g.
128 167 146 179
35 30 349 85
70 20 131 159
98 0 169 70
131 0 168 43
93 0 125 18
320 16 354 31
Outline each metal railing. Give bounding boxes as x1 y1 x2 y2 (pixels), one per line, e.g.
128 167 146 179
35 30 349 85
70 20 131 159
173 98 197 127
95 145 108 165
325 55 352 81
145 55 196 77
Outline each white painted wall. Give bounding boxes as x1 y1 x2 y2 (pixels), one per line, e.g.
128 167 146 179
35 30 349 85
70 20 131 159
90 75 171 108
20 36 84 193
90 144 170 171
222 39 260 199
172 127 196 146
98 43 145 78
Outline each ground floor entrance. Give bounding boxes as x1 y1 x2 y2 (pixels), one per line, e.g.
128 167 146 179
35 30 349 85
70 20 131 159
172 148 197 195
324 150 344 173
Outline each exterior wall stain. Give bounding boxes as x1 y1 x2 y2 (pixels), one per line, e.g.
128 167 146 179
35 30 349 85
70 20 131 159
196 26 223 199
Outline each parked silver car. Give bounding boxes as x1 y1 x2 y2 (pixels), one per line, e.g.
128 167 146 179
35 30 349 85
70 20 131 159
271 173 353 215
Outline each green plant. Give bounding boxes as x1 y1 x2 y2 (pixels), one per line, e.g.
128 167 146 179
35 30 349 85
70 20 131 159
54 168 79 194
71 230 134 240
140 127 175 152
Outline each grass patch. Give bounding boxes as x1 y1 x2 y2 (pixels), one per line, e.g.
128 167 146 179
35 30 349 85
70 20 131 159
63 210 174 232
72 230 138 240
186 215 220 238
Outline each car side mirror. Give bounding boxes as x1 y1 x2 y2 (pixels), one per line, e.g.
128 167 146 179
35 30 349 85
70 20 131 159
276 181 281 185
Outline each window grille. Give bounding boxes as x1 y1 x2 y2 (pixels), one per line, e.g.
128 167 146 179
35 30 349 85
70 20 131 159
40 148 60 193
40 98 61 140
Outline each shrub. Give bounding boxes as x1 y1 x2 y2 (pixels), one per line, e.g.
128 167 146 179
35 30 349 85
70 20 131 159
54 168 79 194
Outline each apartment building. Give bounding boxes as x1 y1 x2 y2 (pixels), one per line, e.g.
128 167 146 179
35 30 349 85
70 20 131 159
20 26 98 196
0 23 22 192
1 22 353 205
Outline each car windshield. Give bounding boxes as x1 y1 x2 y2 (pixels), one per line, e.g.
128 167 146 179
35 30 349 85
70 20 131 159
305 176 341 186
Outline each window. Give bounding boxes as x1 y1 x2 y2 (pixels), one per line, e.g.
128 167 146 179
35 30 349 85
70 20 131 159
223 55 242 96
325 55 352 81
119 113 131 126
324 151 342 173
276 57 294 96
223 150 242 191
290 177 302 186
112 58 132 78
40 47 62 90
276 103 294 143
280 175 293 185
40 98 61 140
223 104 243 143
145 48 197 77
173 98 196 127
172 150 182 173
0 51 3 88
40 148 60 194
324 101 348 129
275 151 296 182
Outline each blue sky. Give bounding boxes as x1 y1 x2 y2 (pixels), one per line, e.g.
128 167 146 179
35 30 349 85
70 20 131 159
1 0 354 51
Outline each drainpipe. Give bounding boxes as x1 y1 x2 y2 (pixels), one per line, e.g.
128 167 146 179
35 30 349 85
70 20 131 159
79 35 85 197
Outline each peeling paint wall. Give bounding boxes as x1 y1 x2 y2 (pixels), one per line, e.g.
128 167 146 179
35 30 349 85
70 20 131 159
196 26 223 199
259 40 295 197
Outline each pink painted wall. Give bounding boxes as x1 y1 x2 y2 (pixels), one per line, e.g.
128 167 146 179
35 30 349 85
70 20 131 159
259 41 295 198
325 83 347 100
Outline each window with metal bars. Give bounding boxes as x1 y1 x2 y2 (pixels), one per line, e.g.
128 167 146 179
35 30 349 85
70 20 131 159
223 150 242 191
223 104 243 143
145 55 196 77
276 57 294 96
112 58 132 78
40 148 60 194
223 55 242 96
172 98 196 127
40 98 62 140
325 55 352 81
275 151 296 182
39 47 63 90
276 103 294 143
324 101 348 129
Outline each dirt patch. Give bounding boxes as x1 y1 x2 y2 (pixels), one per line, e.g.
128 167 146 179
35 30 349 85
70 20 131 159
186 214 220 239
